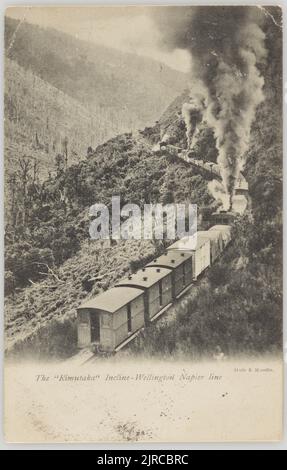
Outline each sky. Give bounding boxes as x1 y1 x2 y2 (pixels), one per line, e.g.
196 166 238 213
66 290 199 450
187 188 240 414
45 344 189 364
6 6 191 73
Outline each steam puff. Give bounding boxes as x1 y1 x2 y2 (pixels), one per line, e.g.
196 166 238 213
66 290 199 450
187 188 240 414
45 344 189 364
154 6 266 203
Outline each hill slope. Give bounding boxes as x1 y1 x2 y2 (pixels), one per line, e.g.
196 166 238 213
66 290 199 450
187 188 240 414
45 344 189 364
5 16 187 129
5 57 154 179
5 58 97 178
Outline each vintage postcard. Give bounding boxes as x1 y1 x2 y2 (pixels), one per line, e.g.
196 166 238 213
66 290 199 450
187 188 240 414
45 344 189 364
3 5 283 443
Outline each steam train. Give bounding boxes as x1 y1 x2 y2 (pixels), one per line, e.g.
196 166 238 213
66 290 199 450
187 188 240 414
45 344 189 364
153 143 249 198
77 224 232 353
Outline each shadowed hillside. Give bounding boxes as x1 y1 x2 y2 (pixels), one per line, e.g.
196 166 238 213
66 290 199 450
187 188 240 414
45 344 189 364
5 16 187 130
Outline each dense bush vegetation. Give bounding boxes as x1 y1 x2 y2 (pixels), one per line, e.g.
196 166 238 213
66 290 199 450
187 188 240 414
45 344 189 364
5 126 213 292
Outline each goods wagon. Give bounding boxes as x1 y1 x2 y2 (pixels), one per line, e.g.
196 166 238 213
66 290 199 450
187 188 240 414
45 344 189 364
209 225 231 248
147 250 194 298
116 266 173 322
77 286 145 351
167 234 211 279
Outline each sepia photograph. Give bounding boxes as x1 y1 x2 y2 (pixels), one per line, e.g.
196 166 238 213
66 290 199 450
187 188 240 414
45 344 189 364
2 4 284 445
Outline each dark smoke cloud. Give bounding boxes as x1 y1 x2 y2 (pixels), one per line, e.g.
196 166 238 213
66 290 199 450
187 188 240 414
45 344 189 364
182 98 203 149
154 6 266 207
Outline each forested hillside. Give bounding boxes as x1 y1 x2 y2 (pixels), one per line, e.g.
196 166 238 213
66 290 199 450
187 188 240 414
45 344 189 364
5 58 98 178
5 16 187 130
5 57 159 181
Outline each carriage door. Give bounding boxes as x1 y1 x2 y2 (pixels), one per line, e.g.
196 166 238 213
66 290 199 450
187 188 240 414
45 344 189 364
90 314 100 343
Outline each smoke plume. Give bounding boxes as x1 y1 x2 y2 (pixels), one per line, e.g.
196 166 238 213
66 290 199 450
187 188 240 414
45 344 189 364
154 6 266 207
181 95 204 149
208 180 230 211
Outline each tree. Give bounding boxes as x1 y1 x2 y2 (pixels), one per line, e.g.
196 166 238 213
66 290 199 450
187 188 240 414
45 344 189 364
62 136 69 168
87 146 93 158
4 271 15 297
17 156 33 225
55 153 65 176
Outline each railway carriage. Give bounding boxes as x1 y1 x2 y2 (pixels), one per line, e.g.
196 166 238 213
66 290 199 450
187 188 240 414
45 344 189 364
116 266 173 322
147 250 194 298
209 225 231 248
196 230 224 264
77 286 145 351
167 234 211 279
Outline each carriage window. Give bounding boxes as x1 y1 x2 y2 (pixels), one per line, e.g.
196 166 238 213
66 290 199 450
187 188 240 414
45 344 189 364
127 304 132 333
80 311 89 324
